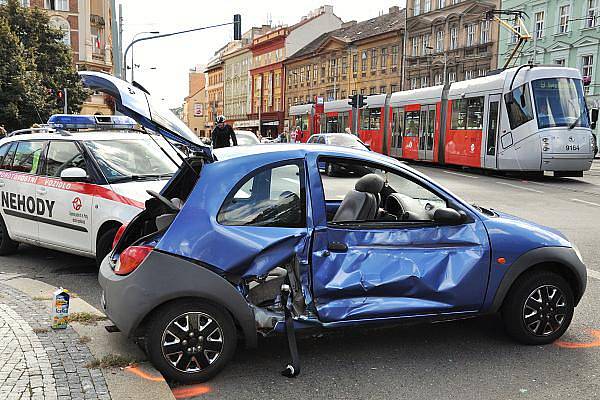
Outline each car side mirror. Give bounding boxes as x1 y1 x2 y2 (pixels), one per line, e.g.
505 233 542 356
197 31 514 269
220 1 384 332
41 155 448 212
60 167 89 183
433 207 465 225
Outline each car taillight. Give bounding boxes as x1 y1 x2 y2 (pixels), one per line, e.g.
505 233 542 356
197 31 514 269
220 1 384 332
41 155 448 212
112 224 128 249
115 246 152 276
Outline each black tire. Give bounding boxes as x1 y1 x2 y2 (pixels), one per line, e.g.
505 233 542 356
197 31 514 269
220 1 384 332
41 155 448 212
146 300 236 383
96 227 118 267
502 271 574 345
326 163 337 177
0 215 19 256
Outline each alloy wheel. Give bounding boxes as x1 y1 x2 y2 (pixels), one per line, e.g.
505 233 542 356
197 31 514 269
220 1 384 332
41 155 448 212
522 285 567 337
161 312 224 373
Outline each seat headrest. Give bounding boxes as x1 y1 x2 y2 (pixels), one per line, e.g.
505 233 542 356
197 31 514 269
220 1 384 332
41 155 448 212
355 173 385 194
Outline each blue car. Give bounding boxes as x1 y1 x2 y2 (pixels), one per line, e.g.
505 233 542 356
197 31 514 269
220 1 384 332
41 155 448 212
83 72 587 384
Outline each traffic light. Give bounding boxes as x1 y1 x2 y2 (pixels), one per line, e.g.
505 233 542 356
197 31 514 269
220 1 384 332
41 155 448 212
233 14 242 40
348 94 367 109
348 95 357 108
56 89 65 108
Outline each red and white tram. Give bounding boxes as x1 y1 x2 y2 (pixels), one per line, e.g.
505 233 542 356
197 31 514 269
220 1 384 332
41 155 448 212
304 66 596 176
289 104 317 143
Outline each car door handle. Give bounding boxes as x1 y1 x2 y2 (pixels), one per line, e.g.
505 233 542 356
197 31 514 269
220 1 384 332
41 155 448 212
37 188 47 195
328 242 348 253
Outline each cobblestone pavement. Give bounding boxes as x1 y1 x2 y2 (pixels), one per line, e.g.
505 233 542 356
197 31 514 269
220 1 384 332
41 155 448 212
0 282 110 400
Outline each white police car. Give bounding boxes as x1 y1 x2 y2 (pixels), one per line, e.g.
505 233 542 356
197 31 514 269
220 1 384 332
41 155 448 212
0 114 182 265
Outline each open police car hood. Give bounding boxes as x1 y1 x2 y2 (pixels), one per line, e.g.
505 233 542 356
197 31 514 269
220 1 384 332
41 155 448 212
79 71 211 160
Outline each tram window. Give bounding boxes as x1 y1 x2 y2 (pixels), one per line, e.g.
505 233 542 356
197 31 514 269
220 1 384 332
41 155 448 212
326 116 339 133
487 101 499 156
360 108 381 130
451 99 467 129
505 83 534 129
404 111 420 136
466 97 484 129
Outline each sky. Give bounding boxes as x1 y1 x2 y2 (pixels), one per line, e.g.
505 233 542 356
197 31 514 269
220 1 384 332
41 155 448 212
118 0 407 109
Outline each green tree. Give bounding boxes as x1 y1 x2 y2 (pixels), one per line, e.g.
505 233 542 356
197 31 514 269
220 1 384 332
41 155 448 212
0 0 88 131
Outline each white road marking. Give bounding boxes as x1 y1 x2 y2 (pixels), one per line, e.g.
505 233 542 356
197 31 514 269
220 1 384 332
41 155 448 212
588 268 600 281
495 182 544 194
572 198 600 208
443 170 480 179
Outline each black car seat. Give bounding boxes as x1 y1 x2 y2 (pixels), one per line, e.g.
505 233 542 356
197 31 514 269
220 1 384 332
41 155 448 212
332 174 385 222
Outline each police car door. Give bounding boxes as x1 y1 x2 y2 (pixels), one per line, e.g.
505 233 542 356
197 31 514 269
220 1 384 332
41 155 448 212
37 140 92 254
0 140 46 242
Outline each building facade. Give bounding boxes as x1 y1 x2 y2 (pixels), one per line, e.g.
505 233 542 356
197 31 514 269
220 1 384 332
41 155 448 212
182 66 209 138
23 0 115 114
248 5 343 136
285 6 405 110
205 54 224 128
497 0 600 106
405 0 500 89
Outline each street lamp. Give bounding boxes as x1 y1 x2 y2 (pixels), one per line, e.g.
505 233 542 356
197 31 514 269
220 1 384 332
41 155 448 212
126 31 160 82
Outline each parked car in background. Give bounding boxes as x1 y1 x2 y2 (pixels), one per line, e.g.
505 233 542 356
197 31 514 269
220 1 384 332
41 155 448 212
308 133 371 176
234 130 260 146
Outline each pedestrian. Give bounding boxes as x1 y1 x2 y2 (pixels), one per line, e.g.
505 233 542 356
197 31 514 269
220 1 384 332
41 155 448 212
211 115 237 149
0 125 6 138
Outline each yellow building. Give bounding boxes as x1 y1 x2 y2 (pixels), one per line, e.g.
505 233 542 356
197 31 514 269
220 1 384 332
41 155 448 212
284 6 405 111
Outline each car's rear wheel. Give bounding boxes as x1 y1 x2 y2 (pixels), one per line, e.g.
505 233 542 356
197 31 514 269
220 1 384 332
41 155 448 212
0 215 19 256
502 271 574 345
96 227 118 267
146 300 236 383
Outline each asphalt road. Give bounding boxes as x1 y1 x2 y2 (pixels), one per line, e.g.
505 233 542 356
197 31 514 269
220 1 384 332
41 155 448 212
0 159 599 399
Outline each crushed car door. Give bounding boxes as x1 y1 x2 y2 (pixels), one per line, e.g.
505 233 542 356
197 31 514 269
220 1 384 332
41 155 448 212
306 154 491 323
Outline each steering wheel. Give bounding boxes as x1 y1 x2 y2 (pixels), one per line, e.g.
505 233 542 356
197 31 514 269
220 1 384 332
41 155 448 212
385 194 405 218
146 190 180 213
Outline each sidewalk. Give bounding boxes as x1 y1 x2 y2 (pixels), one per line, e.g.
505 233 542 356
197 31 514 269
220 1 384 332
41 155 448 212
0 273 175 400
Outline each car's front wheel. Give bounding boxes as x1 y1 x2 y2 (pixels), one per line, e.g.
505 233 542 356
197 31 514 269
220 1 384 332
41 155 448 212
502 270 574 345
146 300 236 383
0 215 19 256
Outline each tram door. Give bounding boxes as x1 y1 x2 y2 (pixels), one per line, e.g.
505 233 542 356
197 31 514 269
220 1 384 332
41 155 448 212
390 108 404 157
418 105 436 160
483 94 501 169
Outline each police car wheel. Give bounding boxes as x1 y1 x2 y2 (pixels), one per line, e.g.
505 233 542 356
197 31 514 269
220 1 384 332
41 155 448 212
96 227 118 267
146 300 237 383
0 216 19 255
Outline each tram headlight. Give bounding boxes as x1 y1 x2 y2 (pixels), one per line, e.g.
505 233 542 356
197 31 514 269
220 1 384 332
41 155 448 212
543 145 550 151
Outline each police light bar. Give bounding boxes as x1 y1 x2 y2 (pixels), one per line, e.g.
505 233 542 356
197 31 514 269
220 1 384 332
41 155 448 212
47 114 138 130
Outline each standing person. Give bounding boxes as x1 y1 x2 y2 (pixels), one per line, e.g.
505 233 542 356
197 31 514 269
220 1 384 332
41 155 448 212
211 115 237 149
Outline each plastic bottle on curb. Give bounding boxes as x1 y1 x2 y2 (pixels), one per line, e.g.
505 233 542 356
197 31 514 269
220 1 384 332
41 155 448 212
52 288 70 329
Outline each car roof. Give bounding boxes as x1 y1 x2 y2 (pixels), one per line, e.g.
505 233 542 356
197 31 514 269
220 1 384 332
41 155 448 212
0 130 148 144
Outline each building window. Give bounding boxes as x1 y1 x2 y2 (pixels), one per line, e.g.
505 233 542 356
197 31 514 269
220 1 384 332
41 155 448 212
371 48 377 70
436 30 444 52
422 34 430 53
91 26 104 54
45 0 68 11
360 88 366 95
558 5 570 33
478 68 488 77
412 36 419 56
329 58 337 77
465 70 474 80
421 76 429 88
341 56 348 75
300 67 305 83
466 24 476 47
582 55 593 94
306 66 311 81
361 50 368 72
414 0 420 16
448 71 456 83
450 27 457 50
438 0 444 9
352 54 358 75
511 23 521 44
380 85 386 94
410 77 418 90
434 73 442 85
381 47 388 70
314 64 318 81
424 0 431 12
352 90 357 95
49 16 70 46
480 20 490 43
321 63 326 79
391 84 399 92
369 87 376 95
555 58 566 66
534 11 544 39
586 0 598 28
391 45 399 67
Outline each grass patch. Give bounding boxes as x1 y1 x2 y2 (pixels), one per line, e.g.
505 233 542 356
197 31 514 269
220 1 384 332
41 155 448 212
67 312 107 325
78 335 91 344
85 354 137 369
32 296 52 301
32 327 49 334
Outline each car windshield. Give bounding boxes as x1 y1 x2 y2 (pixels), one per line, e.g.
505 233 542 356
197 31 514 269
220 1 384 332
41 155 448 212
532 78 590 129
328 135 362 147
236 133 259 146
85 136 180 183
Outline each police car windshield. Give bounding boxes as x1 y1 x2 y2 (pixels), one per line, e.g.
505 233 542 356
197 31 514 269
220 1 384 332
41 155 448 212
84 137 179 183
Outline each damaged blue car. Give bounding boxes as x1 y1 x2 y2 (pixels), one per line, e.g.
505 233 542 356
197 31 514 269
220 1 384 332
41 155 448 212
85 72 588 384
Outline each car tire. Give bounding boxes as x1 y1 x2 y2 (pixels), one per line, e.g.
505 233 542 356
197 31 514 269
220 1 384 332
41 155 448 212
502 270 574 345
96 227 118 267
0 215 19 256
326 163 337 177
146 300 237 383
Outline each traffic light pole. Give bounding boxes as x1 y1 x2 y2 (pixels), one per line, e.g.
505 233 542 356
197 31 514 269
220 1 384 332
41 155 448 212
352 105 359 136
63 88 68 114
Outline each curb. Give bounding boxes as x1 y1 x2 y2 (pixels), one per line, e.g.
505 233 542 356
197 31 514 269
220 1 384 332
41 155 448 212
0 274 175 400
